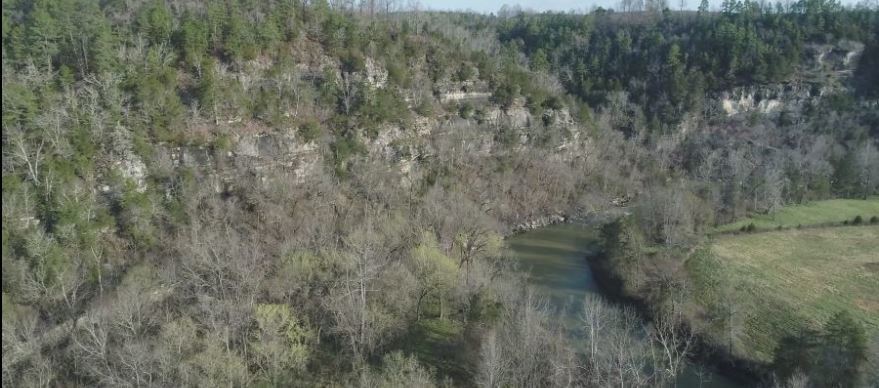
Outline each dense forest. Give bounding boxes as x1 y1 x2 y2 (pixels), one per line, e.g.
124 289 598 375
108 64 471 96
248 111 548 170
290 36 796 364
501 2 878 127
2 0 878 387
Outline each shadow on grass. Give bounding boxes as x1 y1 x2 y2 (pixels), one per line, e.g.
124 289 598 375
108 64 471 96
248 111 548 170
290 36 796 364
390 318 480 386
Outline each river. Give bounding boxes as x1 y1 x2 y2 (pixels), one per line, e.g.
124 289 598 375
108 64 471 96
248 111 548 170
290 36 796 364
508 223 743 388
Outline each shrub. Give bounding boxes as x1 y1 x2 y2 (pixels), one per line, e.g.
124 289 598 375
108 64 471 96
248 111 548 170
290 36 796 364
357 89 410 128
298 120 322 143
333 136 363 159
454 63 475 82
212 132 233 152
541 111 556 127
491 82 518 111
852 215 863 225
746 223 756 232
340 50 366 73
495 125 518 146
474 108 487 124
386 61 409 87
870 216 878 224
542 95 564 110
458 102 474 119
331 135 365 176
414 99 434 117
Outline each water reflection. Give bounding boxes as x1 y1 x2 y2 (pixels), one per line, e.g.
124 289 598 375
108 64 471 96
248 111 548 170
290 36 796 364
508 223 743 388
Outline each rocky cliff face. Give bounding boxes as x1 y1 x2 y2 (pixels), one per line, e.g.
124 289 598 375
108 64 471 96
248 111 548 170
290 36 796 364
715 40 865 118
718 83 815 116
119 57 590 200
102 39 868 203
158 129 321 195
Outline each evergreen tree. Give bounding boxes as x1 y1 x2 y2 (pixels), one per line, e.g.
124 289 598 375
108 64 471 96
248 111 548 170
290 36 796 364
137 0 173 45
816 311 868 387
699 0 711 14
26 0 60 69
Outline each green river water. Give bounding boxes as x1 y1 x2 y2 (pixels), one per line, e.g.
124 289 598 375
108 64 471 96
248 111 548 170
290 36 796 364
508 223 743 388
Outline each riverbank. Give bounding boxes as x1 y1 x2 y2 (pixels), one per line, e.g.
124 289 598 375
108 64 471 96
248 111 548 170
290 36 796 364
592 193 879 385
586 239 766 386
509 222 755 387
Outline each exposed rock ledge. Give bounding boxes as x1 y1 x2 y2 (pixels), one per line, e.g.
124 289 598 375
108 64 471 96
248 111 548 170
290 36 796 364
512 214 568 233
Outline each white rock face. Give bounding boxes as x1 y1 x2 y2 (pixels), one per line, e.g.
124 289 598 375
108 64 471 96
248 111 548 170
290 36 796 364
413 116 433 137
546 108 574 127
721 92 785 116
717 40 862 118
370 125 405 160
844 50 860 67
116 157 148 192
365 58 388 89
234 131 317 159
807 41 864 71
484 104 532 128
103 124 150 193
440 91 491 103
235 134 262 157
718 83 819 117
291 154 320 184
513 214 567 232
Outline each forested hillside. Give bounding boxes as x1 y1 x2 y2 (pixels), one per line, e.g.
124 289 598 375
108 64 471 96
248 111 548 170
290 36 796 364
2 0 877 387
497 2 878 124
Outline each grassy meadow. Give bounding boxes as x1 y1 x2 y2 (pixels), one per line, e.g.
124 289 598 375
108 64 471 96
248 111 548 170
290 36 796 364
687 225 879 362
713 197 879 233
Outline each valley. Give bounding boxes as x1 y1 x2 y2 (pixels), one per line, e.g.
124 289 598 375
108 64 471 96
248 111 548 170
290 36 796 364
2 1 878 387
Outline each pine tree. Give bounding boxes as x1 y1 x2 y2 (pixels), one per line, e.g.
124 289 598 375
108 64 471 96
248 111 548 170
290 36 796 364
137 0 173 45
817 311 867 387
699 0 710 14
26 0 60 69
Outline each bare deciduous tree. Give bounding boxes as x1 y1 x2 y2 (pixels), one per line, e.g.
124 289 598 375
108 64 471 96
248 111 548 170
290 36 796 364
855 142 879 198
476 328 505 388
580 294 610 367
649 299 695 382
327 215 406 361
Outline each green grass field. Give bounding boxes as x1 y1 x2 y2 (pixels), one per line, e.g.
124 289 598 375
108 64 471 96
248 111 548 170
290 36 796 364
713 197 879 233
688 225 879 362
